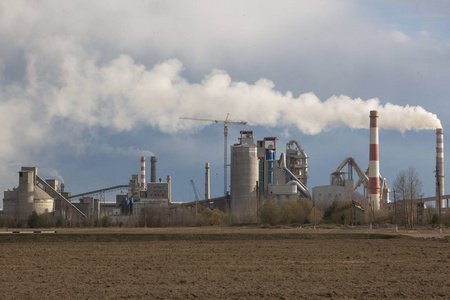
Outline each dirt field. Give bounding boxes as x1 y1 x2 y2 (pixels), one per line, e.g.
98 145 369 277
1 227 449 299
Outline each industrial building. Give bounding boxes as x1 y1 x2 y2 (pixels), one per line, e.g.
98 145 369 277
1 156 172 225
229 131 310 222
2 111 448 226
312 111 389 212
3 167 87 224
109 156 172 221
312 111 448 218
312 156 389 211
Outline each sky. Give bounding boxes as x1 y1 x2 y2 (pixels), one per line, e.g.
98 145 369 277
1 0 450 207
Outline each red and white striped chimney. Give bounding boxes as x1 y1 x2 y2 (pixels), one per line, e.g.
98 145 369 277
436 128 444 209
369 110 380 211
141 156 146 189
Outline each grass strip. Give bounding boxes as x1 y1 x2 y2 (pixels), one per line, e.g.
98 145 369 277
0 232 408 243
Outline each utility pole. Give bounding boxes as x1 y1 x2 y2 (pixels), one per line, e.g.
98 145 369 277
180 113 247 196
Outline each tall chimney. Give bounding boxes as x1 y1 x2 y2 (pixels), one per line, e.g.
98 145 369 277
436 128 445 209
369 110 380 211
140 156 146 189
167 175 171 203
205 162 210 200
151 156 157 183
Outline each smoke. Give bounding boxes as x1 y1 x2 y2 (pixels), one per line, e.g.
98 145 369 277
95 145 155 158
56 56 440 134
35 167 65 185
0 54 441 165
48 169 65 184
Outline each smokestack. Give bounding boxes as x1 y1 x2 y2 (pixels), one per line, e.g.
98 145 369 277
369 110 380 211
436 128 445 209
167 175 171 203
151 156 157 183
140 156 146 189
205 162 210 200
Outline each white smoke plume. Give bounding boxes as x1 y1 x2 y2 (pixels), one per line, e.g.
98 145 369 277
60 57 439 134
43 169 65 184
95 145 155 158
0 53 441 166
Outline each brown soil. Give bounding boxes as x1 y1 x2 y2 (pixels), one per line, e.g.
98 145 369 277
1 227 449 299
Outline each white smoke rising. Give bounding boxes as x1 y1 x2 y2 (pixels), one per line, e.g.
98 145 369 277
43 169 65 184
0 53 442 165
95 145 155 158
40 54 442 135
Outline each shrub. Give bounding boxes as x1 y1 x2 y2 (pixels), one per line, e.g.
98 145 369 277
140 206 169 227
258 199 314 226
259 201 281 226
323 199 365 225
167 208 196 227
101 215 111 227
27 210 40 228
431 214 440 227
196 208 230 226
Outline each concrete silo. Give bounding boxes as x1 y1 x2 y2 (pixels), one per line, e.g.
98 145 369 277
3 167 54 222
230 131 259 222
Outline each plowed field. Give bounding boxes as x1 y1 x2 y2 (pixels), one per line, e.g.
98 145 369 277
1 228 449 299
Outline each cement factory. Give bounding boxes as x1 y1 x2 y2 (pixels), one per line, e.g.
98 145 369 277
2 111 449 226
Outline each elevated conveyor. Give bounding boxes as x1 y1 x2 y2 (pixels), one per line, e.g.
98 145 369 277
36 175 86 218
68 185 129 199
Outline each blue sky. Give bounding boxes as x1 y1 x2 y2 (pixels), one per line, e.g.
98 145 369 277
1 1 449 206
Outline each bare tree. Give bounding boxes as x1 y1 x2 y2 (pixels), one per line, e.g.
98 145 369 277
392 167 423 228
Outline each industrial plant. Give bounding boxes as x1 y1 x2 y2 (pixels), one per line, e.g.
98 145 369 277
1 111 449 227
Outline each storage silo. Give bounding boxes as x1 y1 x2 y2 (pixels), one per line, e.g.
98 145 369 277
230 131 259 222
4 167 54 222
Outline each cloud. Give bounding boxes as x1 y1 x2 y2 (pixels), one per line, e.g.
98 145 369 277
390 30 411 43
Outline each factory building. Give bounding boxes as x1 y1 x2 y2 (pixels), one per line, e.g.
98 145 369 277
113 156 171 217
3 167 86 224
230 131 311 222
74 197 100 219
3 167 54 221
255 136 310 202
286 140 308 187
312 111 389 212
312 167 369 211
2 111 446 226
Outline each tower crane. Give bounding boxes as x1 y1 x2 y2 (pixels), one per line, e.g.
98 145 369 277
180 113 247 196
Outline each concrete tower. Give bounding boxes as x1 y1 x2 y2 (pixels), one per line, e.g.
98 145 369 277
18 169 36 220
368 111 380 211
436 128 445 208
230 131 259 222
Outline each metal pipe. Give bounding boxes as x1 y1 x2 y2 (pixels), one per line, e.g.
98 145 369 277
368 110 380 211
266 150 275 185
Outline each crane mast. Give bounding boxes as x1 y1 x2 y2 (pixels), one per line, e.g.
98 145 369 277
190 179 201 201
180 113 247 196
